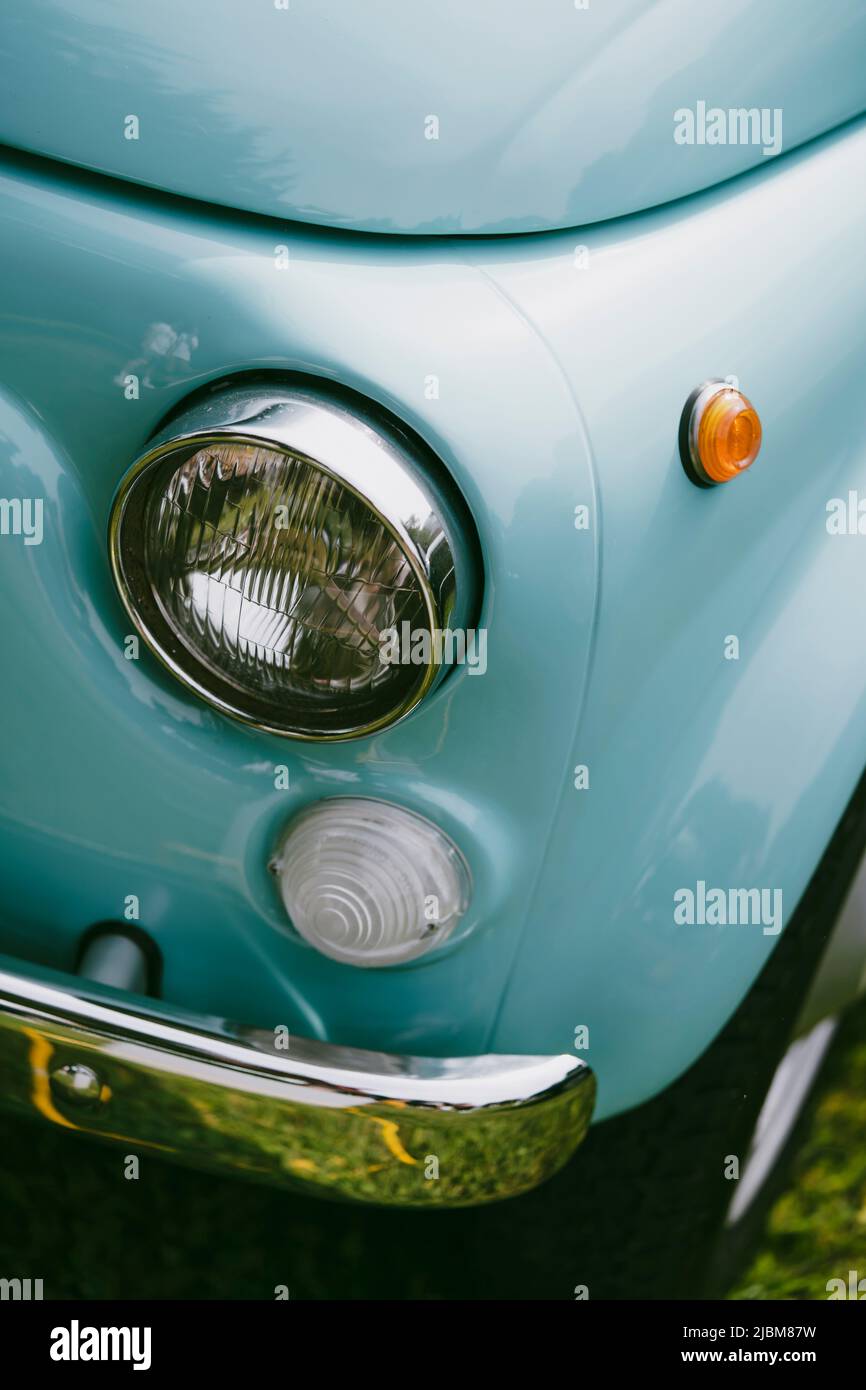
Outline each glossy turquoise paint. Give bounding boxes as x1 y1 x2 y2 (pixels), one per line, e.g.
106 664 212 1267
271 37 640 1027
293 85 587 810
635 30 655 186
479 115 866 1107
0 115 865 1120
1 0 865 234
0 150 597 1081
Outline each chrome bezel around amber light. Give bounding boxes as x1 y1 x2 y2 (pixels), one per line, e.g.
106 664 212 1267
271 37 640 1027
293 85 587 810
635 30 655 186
108 382 474 740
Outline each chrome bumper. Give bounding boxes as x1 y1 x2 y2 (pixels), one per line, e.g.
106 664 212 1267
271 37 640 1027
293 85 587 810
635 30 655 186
0 960 595 1206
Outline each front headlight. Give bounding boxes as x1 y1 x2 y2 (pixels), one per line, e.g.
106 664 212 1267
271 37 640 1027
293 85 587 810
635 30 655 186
109 381 477 739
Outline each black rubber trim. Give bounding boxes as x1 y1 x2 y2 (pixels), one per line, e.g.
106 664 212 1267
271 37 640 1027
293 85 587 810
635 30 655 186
678 382 715 488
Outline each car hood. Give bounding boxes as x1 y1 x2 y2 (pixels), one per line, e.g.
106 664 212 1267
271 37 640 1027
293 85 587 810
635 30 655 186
2 0 865 235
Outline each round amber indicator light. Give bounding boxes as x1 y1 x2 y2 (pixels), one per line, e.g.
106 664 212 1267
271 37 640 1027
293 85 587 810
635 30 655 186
680 381 762 487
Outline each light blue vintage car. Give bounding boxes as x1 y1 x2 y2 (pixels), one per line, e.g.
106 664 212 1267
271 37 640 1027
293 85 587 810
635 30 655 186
1 0 865 1299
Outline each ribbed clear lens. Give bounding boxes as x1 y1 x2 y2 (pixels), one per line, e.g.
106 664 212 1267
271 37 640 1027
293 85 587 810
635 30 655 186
273 799 471 967
143 443 429 734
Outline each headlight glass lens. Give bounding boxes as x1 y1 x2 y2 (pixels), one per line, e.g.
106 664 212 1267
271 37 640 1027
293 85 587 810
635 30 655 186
110 385 472 739
145 442 428 731
272 799 472 967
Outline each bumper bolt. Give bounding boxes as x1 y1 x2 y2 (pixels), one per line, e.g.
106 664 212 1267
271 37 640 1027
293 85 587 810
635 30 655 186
49 1063 106 1109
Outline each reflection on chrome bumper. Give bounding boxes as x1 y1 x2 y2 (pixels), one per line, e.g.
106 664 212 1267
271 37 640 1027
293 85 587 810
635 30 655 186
0 961 595 1207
